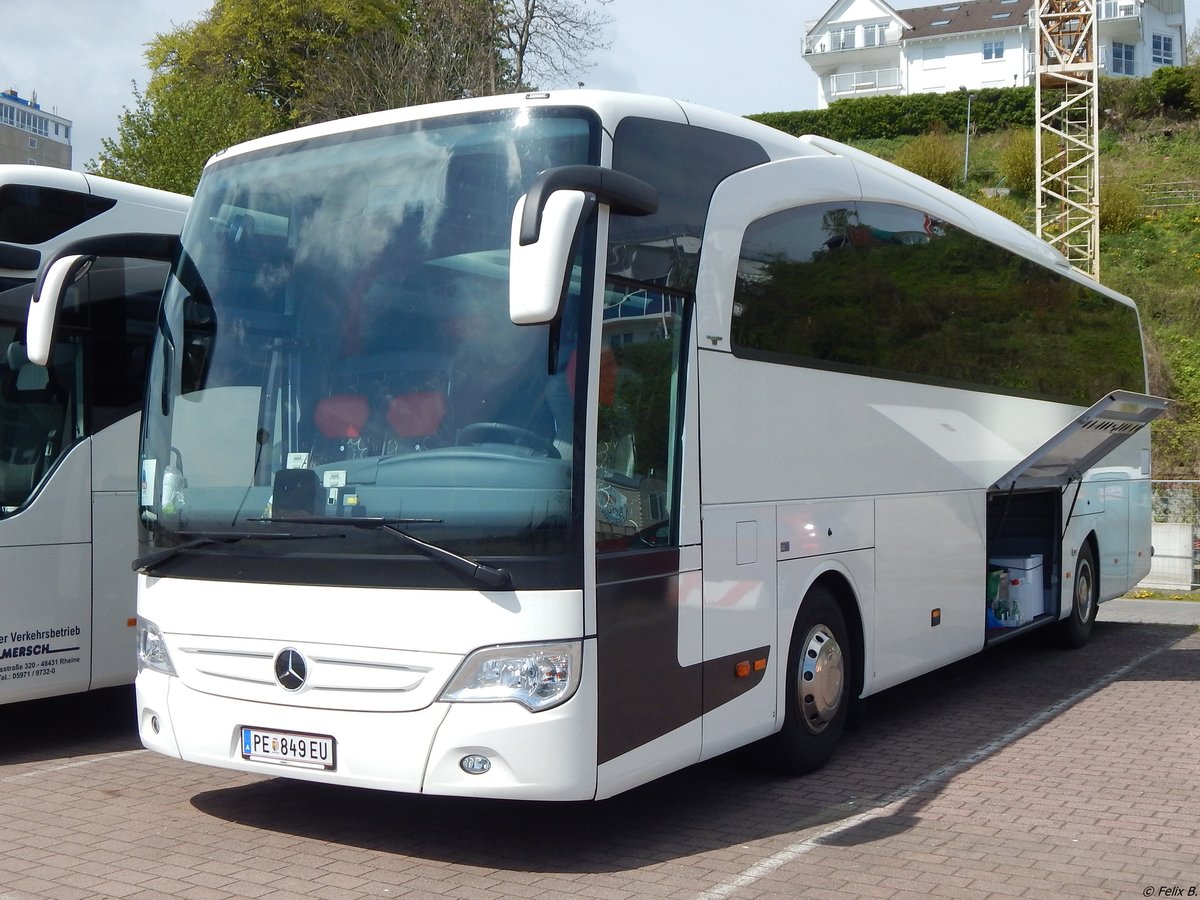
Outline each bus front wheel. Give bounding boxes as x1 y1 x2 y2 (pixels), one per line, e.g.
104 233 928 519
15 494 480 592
769 586 851 775
1057 541 1098 648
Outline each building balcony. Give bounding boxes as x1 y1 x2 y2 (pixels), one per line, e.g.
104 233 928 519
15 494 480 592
804 36 901 56
1098 0 1139 19
827 68 903 98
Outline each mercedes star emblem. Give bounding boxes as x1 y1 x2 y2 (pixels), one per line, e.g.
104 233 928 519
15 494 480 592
274 647 308 691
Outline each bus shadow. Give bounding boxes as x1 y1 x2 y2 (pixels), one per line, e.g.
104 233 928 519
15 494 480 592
1 685 141 764
188 621 1197 873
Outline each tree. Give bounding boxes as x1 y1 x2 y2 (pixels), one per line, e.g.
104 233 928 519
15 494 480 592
298 0 504 122
145 0 410 128
92 0 614 188
90 78 278 194
494 0 612 90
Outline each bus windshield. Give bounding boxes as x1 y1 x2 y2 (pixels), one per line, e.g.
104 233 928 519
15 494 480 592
140 108 599 587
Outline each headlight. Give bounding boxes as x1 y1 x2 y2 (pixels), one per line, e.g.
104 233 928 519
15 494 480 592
440 641 581 711
137 618 176 676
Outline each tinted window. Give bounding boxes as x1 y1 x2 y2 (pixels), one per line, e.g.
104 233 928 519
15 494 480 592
59 257 168 432
609 118 769 293
731 201 1145 405
0 184 116 245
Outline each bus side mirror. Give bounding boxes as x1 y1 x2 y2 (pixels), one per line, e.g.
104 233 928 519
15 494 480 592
27 254 94 366
509 190 590 325
509 165 658 326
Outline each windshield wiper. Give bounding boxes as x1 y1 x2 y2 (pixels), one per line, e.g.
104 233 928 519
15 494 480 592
259 516 512 589
132 530 330 573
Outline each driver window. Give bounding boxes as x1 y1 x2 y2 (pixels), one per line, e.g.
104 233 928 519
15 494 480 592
595 287 685 551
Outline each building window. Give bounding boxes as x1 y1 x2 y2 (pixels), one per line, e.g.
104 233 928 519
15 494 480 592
984 40 1005 60
1112 42 1135 74
863 23 888 47
1152 34 1174 65
27 159 37 166
832 26 855 50
28 137 38 150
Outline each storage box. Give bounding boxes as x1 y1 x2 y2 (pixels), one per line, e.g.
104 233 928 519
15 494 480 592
990 555 1044 624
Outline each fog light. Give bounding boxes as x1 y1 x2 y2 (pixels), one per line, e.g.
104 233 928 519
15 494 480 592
460 754 491 775
149 714 160 734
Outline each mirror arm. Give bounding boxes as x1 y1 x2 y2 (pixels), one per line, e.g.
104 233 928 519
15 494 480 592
30 232 181 299
519 165 658 246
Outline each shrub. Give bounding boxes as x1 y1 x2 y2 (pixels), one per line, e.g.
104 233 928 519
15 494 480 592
1101 75 1161 126
997 129 1037 195
1149 66 1200 115
1100 179 1144 233
749 86 1034 142
972 191 1032 227
892 132 962 187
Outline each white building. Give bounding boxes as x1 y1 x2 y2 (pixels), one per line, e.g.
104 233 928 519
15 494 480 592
803 0 1188 109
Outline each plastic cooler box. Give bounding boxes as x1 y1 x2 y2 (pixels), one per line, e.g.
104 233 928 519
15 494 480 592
990 554 1044 623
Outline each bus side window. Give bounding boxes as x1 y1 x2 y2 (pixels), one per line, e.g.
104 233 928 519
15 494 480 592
596 300 684 551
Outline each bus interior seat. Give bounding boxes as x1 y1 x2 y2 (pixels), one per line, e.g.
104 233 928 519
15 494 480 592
309 352 450 461
314 394 369 440
386 392 446 439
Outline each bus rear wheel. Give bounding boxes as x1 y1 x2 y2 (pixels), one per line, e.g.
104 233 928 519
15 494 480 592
768 586 851 775
1057 542 1098 648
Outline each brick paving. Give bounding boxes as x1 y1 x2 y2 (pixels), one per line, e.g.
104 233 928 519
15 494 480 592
0 603 1197 899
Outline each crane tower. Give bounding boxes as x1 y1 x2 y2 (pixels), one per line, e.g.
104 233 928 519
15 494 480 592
1035 0 1101 279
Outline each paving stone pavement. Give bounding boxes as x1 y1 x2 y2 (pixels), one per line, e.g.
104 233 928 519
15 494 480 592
0 602 1196 899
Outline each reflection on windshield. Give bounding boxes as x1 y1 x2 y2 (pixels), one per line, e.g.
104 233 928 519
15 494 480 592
141 109 596 573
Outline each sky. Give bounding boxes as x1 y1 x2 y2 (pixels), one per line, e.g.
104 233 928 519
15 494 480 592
0 0 1195 174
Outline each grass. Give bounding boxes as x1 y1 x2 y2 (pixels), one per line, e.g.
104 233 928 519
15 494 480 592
1123 588 1200 601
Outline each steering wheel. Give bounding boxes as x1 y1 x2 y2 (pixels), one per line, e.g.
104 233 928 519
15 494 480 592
456 422 561 458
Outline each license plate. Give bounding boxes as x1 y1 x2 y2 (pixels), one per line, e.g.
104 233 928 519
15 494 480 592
241 726 336 770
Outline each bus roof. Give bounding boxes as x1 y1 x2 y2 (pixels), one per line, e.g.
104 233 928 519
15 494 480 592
0 164 189 211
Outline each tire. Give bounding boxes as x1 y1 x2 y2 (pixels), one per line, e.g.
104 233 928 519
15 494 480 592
1056 541 1098 649
765 585 852 775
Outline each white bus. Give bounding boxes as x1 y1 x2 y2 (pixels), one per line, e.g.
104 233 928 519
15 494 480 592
34 92 1163 799
0 165 188 704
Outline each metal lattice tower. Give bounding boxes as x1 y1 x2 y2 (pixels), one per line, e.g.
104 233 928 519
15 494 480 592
1035 0 1100 279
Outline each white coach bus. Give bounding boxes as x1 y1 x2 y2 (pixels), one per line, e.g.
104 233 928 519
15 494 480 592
33 91 1163 798
0 165 188 704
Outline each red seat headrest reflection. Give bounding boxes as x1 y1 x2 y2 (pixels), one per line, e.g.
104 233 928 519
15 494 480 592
314 394 369 439
387 392 446 438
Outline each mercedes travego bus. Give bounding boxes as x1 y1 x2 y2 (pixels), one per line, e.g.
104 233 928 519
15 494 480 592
0 165 188 704
32 91 1163 799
